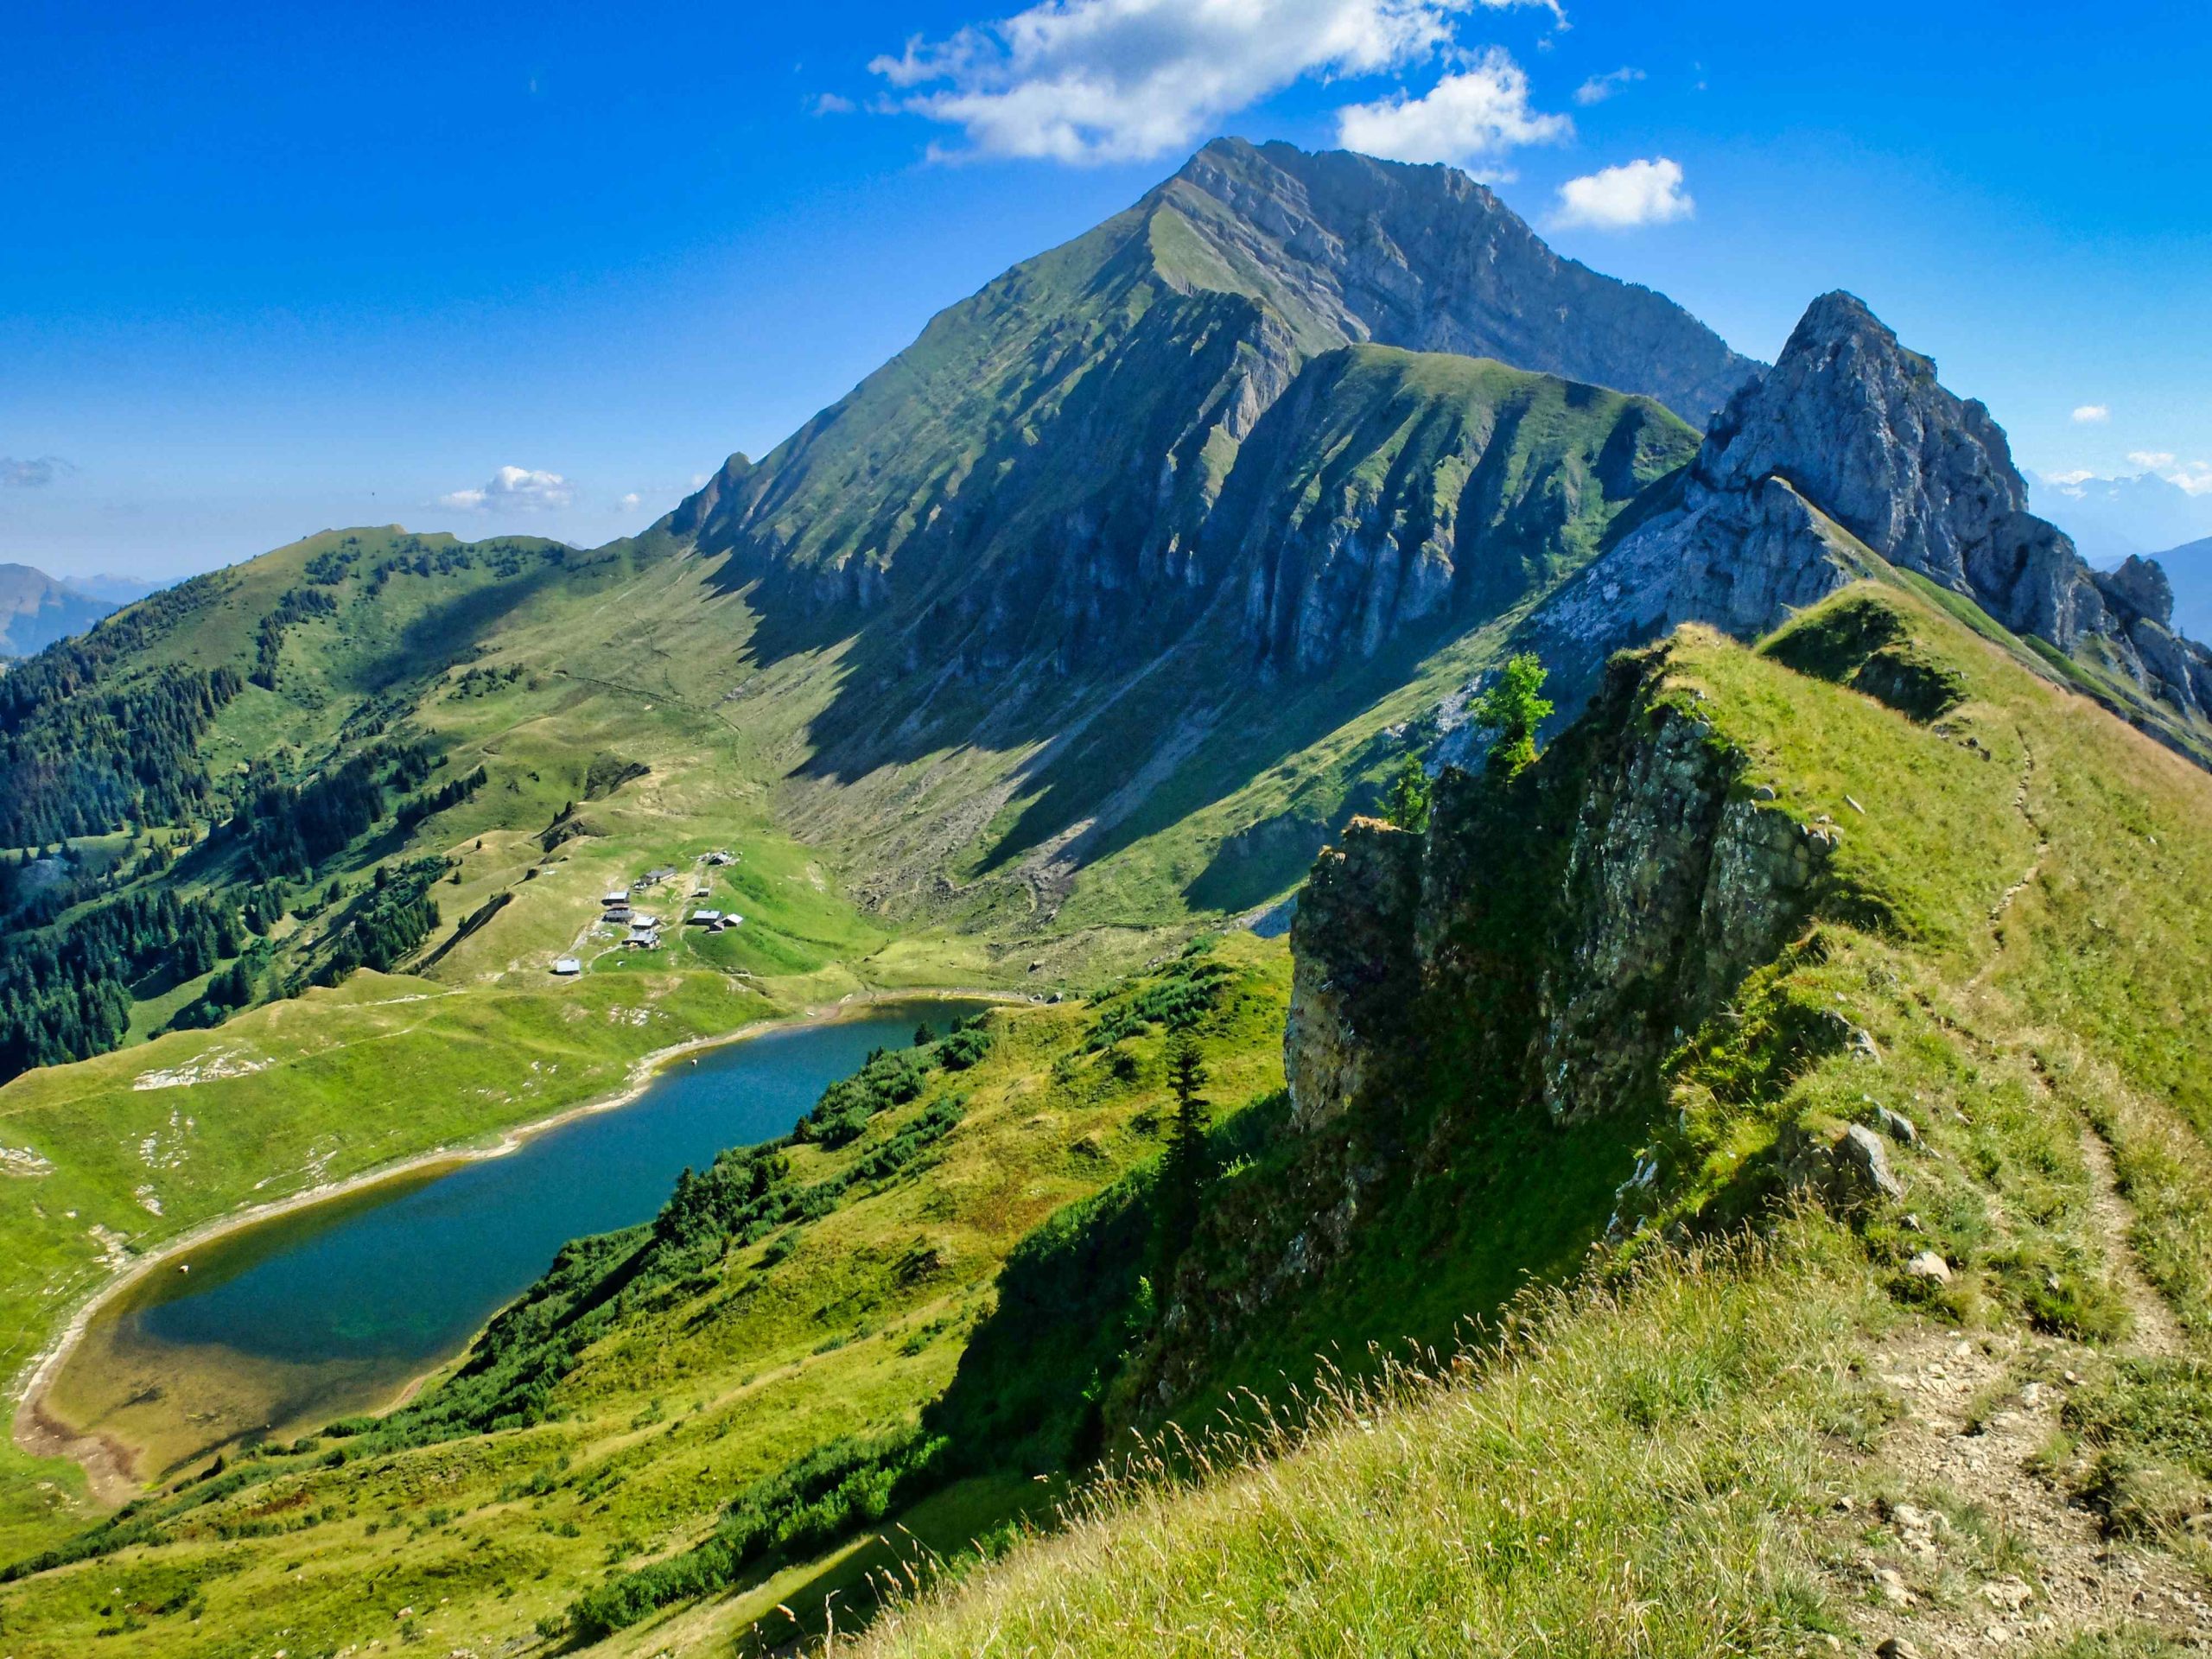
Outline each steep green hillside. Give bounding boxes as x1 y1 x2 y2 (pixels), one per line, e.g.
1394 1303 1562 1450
831 569 2212 1655
0 938 1291 1657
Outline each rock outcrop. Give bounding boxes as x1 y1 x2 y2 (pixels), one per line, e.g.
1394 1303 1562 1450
1125 642 1838 1414
1290 647 1827 1134
1538 291 2212 746
1535 691 1831 1121
1165 139 1758 426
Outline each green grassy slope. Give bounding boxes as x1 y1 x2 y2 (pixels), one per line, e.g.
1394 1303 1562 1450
12 553 2212 1659
0 967 776 1548
0 938 1291 1658
837 575 2212 1656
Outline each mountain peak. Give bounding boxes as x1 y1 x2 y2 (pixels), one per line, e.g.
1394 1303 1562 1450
1561 289 2212 761
1790 288 1891 344
1149 137 1752 422
1696 290 2027 586
0 561 124 656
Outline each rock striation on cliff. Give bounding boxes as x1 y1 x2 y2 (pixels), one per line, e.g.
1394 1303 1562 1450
650 138 1749 685
1130 643 1834 1410
1539 291 2212 747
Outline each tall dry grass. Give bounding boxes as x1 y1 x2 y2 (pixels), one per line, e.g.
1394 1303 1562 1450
855 1225 1874 1657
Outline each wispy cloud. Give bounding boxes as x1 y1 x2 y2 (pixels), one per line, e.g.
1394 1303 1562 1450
438 466 574 512
618 492 644 511
813 92 856 115
869 0 1565 164
2129 450 2177 470
2071 404 2111 423
1 454 75 488
1551 156 1692 229
1573 65 1642 105
1335 48 1567 169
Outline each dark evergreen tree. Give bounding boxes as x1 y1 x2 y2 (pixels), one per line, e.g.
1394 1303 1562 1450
1153 1033 1211 1282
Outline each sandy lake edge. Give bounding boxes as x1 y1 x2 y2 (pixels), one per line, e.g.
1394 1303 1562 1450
10 985 1025 1503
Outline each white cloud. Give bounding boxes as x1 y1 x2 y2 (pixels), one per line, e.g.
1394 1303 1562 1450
1573 65 1642 105
870 0 1564 164
813 92 857 115
2173 467 2212 497
2039 467 2097 496
438 466 574 512
2128 450 2177 470
1335 48 1569 168
1551 156 1692 230
2071 404 2110 423
618 492 644 510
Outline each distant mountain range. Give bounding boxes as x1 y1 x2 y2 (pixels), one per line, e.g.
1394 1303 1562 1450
2156 536 2212 640
0 563 138 657
61 571 161 607
2035 469 2212 566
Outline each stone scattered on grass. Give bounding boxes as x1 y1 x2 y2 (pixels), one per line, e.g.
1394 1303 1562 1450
1904 1251 1953 1284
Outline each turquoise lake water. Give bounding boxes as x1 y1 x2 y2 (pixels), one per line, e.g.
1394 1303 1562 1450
107 999 978 1399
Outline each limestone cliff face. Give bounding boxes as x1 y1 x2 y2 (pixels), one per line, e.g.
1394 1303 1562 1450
1287 648 1825 1135
1537 291 2212 749
1282 816 1421 1133
1694 294 2063 620
1112 647 1817 1412
1165 139 1758 426
1205 346 1696 676
1532 693 1828 1121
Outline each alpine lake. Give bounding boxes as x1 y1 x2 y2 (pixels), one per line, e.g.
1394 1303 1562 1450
41 998 985 1482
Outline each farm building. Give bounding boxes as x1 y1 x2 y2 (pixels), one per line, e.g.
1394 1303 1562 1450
551 957 582 976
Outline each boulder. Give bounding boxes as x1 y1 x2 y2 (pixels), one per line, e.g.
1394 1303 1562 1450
1904 1249 1953 1284
1782 1120 1905 1210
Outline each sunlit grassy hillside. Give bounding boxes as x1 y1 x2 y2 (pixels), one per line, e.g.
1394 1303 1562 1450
837 575 2212 1656
0 937 1292 1658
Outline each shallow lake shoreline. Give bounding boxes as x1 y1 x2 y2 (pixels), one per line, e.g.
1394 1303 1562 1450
10 985 1021 1503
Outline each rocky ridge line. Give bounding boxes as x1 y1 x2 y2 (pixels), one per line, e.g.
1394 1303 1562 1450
1537 291 2212 750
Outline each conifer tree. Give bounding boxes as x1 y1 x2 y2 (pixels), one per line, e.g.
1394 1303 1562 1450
1154 1033 1211 1281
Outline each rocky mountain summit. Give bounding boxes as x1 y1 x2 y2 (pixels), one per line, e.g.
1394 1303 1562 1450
1536 291 2212 758
1163 139 1757 425
655 139 1751 686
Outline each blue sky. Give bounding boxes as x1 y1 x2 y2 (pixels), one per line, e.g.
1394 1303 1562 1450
3 0 2208 581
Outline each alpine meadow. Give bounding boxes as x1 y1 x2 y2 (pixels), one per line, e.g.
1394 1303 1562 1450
6 24 2212 1659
